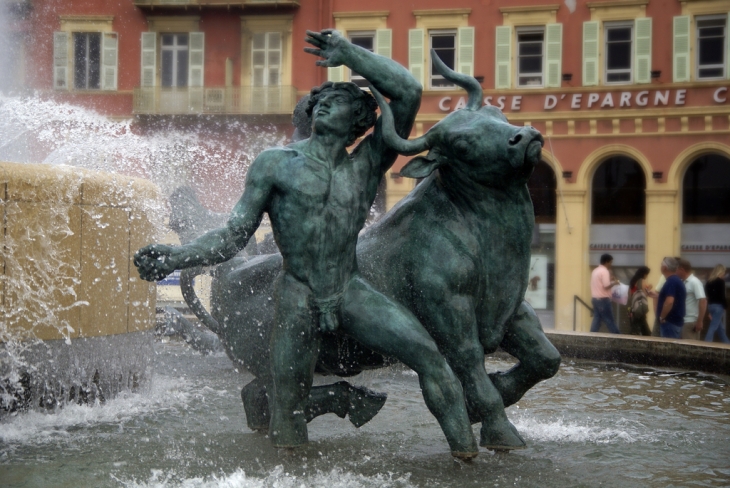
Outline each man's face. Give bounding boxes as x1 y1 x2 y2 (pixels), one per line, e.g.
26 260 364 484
604 260 613 269
311 89 355 138
677 267 689 280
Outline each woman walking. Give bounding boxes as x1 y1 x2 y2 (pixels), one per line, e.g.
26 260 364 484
704 264 729 344
627 267 652 336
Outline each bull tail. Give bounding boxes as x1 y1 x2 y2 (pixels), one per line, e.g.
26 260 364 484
180 267 221 335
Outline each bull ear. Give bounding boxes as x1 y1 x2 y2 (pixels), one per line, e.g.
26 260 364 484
400 155 442 179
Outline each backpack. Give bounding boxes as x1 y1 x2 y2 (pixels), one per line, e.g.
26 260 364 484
629 289 649 319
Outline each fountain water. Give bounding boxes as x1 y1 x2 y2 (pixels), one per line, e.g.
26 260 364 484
0 91 727 488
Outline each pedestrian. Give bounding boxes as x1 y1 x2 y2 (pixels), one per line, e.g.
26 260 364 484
704 264 730 344
590 253 621 334
628 274 652 336
656 257 686 339
676 259 707 340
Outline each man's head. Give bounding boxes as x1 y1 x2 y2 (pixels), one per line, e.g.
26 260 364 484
600 254 614 267
677 258 692 280
661 256 679 276
307 82 378 146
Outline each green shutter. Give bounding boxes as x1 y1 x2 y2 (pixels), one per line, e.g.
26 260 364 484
327 66 344 82
101 32 118 91
634 18 652 84
408 28 425 87
188 32 205 87
545 23 562 88
375 29 392 59
495 25 512 89
140 32 156 87
673 16 690 82
53 31 69 90
457 26 475 77
582 21 599 86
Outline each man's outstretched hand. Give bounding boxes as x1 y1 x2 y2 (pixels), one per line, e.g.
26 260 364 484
134 244 177 282
304 29 350 67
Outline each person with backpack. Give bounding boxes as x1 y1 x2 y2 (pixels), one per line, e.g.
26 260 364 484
628 270 652 336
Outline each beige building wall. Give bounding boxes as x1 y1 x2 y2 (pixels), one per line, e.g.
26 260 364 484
1 162 160 341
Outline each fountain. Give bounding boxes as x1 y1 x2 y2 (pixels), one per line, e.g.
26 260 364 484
1 33 728 488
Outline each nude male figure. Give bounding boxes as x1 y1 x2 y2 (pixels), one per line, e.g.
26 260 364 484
135 29 477 458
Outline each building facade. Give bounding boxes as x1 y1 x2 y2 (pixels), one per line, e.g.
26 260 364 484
6 0 730 333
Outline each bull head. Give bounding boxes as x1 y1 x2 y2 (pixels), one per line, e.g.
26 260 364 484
371 50 544 186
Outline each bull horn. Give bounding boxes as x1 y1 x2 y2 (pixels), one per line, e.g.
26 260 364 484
370 86 431 156
430 49 482 111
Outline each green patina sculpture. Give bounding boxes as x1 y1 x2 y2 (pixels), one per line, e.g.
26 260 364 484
136 30 562 458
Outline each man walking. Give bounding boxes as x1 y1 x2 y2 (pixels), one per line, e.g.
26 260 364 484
134 29 481 458
677 258 707 340
657 257 686 339
590 253 621 334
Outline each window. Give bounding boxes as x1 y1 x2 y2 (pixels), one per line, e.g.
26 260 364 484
348 31 374 88
73 32 101 89
161 34 189 87
592 156 646 224
430 30 456 88
683 154 730 223
605 22 633 84
252 32 281 87
696 15 727 79
517 27 544 87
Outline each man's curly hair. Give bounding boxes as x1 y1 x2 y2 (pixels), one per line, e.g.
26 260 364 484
306 82 378 146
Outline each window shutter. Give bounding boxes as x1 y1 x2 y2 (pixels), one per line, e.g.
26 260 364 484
53 31 69 90
327 66 344 82
375 29 392 59
582 21 599 86
457 26 475 77
141 32 156 87
101 32 118 91
545 23 563 88
189 32 205 87
495 25 512 89
673 16 690 82
634 18 652 84
408 28 424 87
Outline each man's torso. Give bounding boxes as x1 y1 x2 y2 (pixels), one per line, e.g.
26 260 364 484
683 274 705 323
658 274 686 324
591 265 611 299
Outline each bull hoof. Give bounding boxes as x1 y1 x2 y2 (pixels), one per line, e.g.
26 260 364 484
347 385 387 428
452 450 479 461
479 420 526 451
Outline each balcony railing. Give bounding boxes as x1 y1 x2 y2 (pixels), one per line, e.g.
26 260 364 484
133 86 298 115
133 0 300 8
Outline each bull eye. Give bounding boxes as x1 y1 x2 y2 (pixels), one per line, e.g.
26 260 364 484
453 138 470 157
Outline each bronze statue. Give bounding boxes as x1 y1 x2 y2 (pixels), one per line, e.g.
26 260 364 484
135 29 478 459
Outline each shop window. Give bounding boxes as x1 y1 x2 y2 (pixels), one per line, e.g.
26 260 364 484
592 156 646 224
516 27 544 87
605 22 633 83
161 33 189 87
528 160 556 223
348 31 374 88
696 16 727 79
683 154 730 223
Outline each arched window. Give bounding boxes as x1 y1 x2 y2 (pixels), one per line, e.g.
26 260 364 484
528 160 557 224
592 156 646 224
683 154 730 223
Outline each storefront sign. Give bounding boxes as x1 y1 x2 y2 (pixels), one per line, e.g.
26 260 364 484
438 87 729 113
589 225 646 267
681 224 730 268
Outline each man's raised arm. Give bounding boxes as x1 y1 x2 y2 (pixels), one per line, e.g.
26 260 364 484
304 29 421 169
134 153 274 282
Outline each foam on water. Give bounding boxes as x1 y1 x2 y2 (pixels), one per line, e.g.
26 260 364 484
513 414 642 444
115 465 416 488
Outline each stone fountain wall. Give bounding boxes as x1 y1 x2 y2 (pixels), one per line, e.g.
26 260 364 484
1 161 160 343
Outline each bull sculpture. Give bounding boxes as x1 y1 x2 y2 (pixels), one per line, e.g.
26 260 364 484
179 51 560 451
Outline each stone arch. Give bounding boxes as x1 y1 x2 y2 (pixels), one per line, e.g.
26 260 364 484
667 142 730 190
575 144 654 192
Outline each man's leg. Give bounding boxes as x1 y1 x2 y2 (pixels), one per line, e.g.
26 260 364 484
590 299 603 332
660 322 682 339
269 273 320 447
340 276 478 458
603 301 620 334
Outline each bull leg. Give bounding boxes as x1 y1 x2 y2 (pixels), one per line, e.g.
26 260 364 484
425 295 526 451
489 301 561 408
243 379 387 432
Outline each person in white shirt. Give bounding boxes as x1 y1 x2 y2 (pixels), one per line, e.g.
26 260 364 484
677 258 707 341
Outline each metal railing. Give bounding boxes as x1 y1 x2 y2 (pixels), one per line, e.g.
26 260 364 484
133 85 298 115
573 295 594 332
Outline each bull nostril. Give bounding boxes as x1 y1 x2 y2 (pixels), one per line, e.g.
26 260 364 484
509 134 523 146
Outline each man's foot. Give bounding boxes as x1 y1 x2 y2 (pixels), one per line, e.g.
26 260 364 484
479 419 527 451
347 384 387 428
